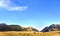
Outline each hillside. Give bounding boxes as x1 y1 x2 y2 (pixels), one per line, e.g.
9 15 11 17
0 23 60 36
0 23 39 32
41 24 60 32
1 23 60 32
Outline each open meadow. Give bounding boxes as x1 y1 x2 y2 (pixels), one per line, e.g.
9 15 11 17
0 31 60 36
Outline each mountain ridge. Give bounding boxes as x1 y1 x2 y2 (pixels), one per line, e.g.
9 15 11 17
0 23 60 32
0 23 39 32
41 24 60 32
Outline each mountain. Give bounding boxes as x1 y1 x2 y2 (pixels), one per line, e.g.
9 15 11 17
41 24 60 32
0 23 23 31
27 27 39 32
0 23 38 32
41 27 49 32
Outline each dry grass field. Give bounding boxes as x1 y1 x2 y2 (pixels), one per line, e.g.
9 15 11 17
0 31 60 36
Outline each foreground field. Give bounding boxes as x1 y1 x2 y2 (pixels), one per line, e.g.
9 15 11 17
0 31 60 36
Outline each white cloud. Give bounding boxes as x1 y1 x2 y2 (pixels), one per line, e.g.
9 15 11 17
0 0 28 11
8 6 28 11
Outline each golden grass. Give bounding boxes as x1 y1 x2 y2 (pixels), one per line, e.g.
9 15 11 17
0 31 60 36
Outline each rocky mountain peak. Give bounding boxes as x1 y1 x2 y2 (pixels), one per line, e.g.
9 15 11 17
41 24 60 32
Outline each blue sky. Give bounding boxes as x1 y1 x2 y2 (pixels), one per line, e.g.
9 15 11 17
0 0 60 30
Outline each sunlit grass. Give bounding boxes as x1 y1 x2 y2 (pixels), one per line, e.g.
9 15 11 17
0 31 60 36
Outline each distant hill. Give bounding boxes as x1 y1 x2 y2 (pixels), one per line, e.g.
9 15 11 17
1 23 60 32
0 23 39 32
41 24 60 32
27 27 39 32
